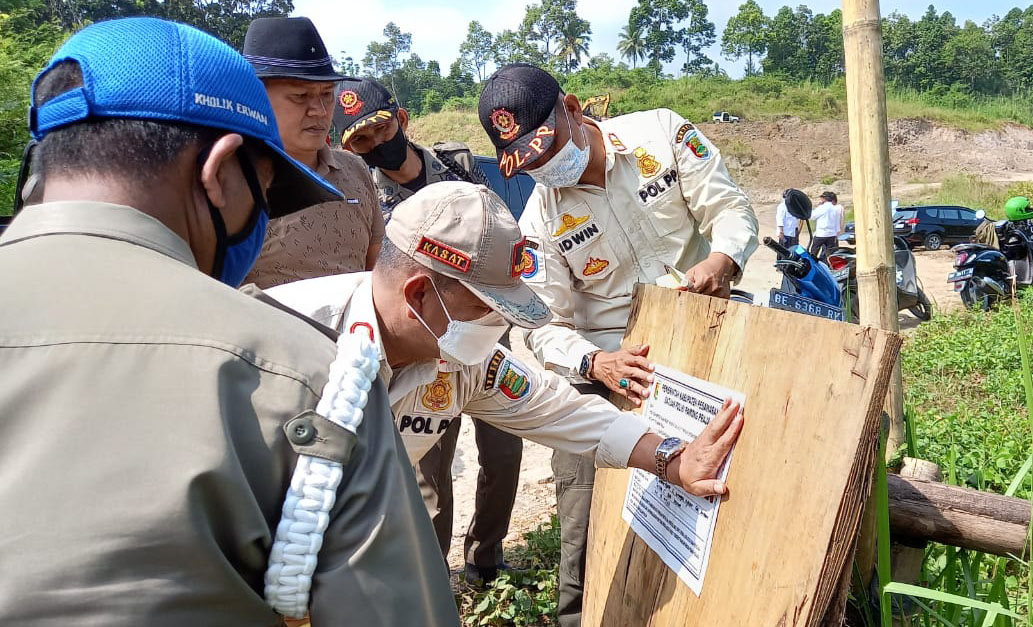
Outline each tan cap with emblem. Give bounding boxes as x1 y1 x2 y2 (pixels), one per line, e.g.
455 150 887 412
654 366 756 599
386 181 553 329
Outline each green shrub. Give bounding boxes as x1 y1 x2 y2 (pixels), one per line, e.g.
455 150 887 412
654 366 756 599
902 293 1033 495
457 516 561 626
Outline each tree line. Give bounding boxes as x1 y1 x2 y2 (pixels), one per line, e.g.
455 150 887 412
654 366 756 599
4 0 1033 163
351 0 1033 118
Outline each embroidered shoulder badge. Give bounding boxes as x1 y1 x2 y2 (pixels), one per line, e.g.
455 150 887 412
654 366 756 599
518 237 546 283
685 132 711 160
674 122 696 144
339 90 363 116
416 236 471 273
483 350 506 390
633 147 661 178
608 133 628 153
497 359 531 400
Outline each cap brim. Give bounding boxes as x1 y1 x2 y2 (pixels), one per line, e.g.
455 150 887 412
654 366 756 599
339 108 396 145
496 108 557 179
263 140 342 218
462 279 553 329
253 70 348 82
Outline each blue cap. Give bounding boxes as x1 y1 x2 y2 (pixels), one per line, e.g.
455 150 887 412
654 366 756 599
28 17 341 218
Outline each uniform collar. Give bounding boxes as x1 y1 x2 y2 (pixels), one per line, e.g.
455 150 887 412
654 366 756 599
589 118 618 173
0 201 197 269
338 273 443 401
315 145 340 177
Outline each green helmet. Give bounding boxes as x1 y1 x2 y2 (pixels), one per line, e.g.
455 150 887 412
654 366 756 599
1005 196 1033 221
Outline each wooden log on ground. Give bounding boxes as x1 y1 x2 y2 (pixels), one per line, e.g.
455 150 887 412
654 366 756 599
887 474 1030 558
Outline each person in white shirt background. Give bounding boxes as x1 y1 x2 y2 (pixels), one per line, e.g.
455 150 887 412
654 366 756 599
775 188 802 248
809 190 843 261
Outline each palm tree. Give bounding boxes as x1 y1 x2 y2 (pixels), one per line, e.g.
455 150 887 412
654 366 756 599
556 21 591 72
617 22 646 69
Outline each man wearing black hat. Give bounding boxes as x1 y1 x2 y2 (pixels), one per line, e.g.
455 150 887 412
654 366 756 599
335 76 524 588
479 63 759 626
242 17 385 288
335 77 487 220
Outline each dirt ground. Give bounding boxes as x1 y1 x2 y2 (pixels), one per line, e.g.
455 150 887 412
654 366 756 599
444 117 1030 574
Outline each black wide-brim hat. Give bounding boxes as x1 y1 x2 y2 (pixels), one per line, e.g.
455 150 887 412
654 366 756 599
243 17 345 82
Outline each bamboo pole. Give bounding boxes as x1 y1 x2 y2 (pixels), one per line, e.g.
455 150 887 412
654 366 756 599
842 0 901 604
842 0 903 456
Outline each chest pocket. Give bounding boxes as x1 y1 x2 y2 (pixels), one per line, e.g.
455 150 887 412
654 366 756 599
628 145 689 238
546 203 620 282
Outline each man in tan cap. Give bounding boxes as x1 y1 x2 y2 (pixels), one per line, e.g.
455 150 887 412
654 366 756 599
333 75 521 588
267 181 745 567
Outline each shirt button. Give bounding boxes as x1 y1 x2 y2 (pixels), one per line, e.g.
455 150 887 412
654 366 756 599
286 415 316 445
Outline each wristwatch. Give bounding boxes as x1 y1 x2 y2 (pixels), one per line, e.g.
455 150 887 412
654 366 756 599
578 350 601 380
655 437 687 484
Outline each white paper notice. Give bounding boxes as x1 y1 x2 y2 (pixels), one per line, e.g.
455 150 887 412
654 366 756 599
621 365 745 596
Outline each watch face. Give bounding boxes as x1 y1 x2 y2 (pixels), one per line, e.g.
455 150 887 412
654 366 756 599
657 436 683 458
579 355 591 377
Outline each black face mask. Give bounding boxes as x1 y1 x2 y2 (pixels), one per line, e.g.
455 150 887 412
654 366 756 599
359 126 409 171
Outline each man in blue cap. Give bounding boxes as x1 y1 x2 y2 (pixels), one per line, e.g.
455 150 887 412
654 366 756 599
0 17 458 626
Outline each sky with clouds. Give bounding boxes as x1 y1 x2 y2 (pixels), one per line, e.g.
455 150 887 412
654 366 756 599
292 0 1020 79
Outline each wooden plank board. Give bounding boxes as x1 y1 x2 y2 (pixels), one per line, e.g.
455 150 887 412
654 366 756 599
584 285 902 627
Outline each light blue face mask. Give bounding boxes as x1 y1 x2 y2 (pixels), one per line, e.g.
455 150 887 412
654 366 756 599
527 108 590 188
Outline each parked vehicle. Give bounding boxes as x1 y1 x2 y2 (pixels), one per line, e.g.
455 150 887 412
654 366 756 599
711 111 740 123
838 201 900 246
829 237 932 322
473 156 537 220
893 205 984 250
949 201 1033 310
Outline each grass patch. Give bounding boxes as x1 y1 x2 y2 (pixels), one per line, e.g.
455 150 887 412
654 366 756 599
407 109 494 157
910 175 1033 220
457 515 560 626
902 294 1033 495
886 292 1033 626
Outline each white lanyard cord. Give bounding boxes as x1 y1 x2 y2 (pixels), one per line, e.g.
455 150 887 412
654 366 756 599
264 332 381 618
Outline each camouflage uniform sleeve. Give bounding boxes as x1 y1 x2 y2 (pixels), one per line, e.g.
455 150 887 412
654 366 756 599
433 141 485 184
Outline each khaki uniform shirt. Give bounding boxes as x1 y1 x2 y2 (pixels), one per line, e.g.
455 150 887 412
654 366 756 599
376 141 482 213
519 109 759 379
0 202 458 627
267 272 650 466
246 145 385 288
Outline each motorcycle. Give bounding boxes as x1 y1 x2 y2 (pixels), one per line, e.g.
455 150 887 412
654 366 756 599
828 236 932 323
948 212 1033 310
758 236 847 321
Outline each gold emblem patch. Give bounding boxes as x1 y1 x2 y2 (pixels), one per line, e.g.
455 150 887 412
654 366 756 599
551 213 589 238
421 372 454 412
339 90 363 116
633 147 661 178
491 108 520 141
583 257 610 276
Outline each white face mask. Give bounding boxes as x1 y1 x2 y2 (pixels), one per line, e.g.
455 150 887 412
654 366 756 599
408 278 509 366
527 108 590 188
